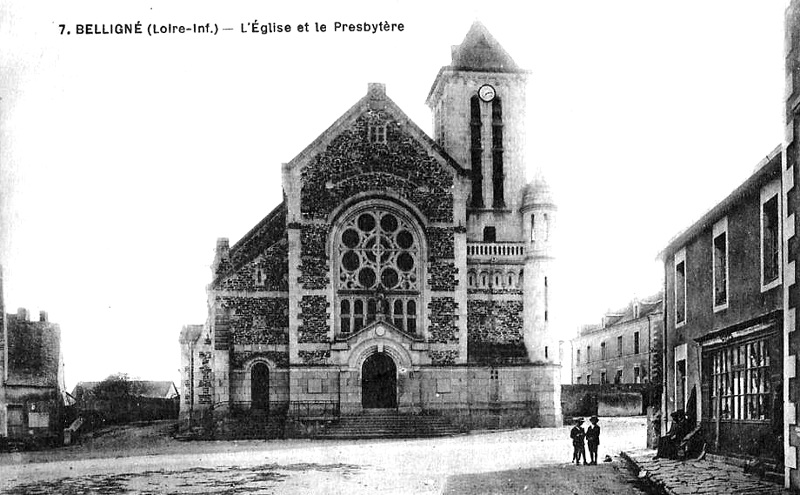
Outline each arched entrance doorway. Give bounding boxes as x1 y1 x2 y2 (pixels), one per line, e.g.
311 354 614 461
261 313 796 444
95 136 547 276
362 352 397 409
251 363 269 411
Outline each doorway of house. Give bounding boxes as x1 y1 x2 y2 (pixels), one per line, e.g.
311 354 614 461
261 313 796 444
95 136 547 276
361 352 397 409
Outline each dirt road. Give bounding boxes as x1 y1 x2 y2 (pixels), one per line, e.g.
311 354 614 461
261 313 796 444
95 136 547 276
0 417 650 494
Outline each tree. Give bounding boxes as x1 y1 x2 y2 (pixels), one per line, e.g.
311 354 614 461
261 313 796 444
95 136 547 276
93 372 135 401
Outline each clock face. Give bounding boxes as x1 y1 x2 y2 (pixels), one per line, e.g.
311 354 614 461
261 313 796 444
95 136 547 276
478 84 496 102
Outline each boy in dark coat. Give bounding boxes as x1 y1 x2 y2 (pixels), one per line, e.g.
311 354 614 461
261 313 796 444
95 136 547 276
570 417 587 465
586 415 600 465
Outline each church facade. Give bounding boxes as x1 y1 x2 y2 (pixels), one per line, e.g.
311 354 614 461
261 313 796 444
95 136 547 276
180 22 562 430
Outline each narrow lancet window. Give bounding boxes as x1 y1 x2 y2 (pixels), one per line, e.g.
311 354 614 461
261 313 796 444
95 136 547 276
492 98 504 208
470 95 484 208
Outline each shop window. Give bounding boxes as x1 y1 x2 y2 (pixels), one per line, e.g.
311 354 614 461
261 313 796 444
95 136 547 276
709 337 772 421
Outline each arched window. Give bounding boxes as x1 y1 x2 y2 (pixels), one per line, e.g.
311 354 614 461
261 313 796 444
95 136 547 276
336 207 421 334
468 271 476 287
406 300 417 333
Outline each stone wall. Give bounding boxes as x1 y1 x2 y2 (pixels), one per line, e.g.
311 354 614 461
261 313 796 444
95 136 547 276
198 351 213 405
298 296 329 344
428 261 458 291
426 227 455 260
416 364 561 428
427 297 458 344
229 368 290 408
290 368 340 407
300 110 455 223
219 243 289 293
467 300 525 363
219 297 289 346
561 384 651 419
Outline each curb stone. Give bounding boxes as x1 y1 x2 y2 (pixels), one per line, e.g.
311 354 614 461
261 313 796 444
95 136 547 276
620 449 790 495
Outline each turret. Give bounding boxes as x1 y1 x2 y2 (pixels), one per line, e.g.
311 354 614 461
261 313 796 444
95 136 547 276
521 173 557 362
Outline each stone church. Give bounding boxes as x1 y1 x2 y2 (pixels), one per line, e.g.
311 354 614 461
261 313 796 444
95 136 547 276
180 22 562 432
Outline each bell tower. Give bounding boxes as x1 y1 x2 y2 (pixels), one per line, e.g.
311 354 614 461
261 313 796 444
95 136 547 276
426 21 530 241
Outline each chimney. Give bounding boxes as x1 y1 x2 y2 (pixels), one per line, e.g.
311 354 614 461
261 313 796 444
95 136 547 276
39 311 48 322
17 308 28 321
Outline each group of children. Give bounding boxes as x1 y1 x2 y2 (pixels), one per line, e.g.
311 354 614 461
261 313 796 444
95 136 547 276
570 415 600 465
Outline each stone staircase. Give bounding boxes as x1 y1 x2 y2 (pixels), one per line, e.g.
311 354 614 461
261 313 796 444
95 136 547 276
317 409 461 439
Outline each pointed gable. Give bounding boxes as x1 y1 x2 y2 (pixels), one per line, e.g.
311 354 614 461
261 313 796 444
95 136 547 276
450 21 520 72
286 83 468 224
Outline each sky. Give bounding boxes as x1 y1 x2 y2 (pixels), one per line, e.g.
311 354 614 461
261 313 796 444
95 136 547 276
0 1 787 390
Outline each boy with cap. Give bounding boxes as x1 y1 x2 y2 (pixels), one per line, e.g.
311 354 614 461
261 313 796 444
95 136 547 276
586 415 600 465
570 417 587 465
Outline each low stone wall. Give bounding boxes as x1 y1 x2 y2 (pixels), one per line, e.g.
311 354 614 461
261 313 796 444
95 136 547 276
562 384 654 420
415 364 562 428
598 392 642 417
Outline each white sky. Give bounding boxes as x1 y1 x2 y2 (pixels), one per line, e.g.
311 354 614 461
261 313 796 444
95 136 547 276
0 1 787 390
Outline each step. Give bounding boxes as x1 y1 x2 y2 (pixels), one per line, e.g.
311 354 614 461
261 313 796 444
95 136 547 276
317 412 460 439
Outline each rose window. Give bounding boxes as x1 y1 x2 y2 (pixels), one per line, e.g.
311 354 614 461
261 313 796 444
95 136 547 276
337 209 420 334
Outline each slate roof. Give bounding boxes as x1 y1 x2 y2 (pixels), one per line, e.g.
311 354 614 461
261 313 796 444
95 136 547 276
659 145 782 260
179 324 204 344
450 21 521 72
580 293 663 335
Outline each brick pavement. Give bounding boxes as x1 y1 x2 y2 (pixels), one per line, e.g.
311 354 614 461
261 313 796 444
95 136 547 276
621 449 790 495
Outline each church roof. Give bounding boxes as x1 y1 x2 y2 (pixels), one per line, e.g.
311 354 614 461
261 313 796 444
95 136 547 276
450 21 521 72
286 83 468 177
179 324 204 344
